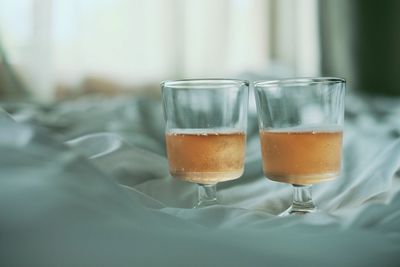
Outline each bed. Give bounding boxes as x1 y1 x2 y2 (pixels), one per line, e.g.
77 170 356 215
1 94 400 266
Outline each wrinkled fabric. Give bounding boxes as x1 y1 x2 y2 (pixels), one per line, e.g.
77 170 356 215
1 94 400 266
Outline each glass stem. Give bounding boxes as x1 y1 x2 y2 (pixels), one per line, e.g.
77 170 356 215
195 184 217 208
290 184 316 214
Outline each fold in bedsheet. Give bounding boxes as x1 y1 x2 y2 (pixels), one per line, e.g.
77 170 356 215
1 95 400 266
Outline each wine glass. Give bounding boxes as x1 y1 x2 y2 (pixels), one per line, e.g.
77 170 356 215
254 77 345 215
161 79 249 208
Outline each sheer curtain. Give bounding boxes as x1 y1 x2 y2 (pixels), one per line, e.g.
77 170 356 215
0 0 319 101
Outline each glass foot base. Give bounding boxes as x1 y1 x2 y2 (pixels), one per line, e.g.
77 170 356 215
279 204 317 216
194 199 218 209
279 184 317 216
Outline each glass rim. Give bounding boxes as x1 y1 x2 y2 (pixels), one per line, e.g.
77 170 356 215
161 78 249 89
254 77 346 88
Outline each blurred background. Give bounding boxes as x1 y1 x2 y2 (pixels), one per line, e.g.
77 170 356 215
0 0 399 102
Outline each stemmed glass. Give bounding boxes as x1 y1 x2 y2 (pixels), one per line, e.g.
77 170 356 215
254 78 345 215
161 79 249 208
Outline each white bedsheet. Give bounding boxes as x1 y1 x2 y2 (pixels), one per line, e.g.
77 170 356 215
1 95 400 266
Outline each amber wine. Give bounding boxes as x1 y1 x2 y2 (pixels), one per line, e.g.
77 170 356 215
260 129 342 185
166 130 246 184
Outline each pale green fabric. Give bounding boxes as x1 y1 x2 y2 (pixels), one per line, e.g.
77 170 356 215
1 95 400 266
